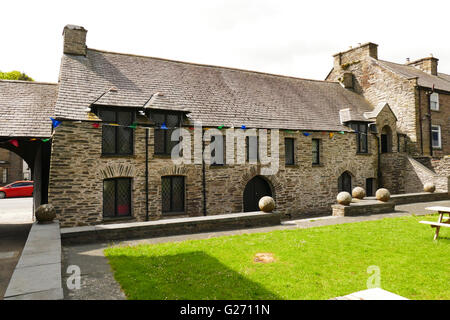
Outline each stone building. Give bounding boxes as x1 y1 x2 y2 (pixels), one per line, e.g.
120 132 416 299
0 26 448 227
326 42 450 193
47 25 393 227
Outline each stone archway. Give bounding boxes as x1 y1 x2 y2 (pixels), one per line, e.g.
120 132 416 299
0 139 51 208
243 175 273 212
338 171 353 193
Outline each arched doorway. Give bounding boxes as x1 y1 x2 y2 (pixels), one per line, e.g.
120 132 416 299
381 125 392 153
338 171 352 193
243 176 272 212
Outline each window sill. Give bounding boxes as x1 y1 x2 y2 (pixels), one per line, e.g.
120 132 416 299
285 164 299 168
312 163 323 167
102 216 135 223
162 212 186 217
153 154 173 159
209 164 227 169
101 154 136 158
356 152 372 156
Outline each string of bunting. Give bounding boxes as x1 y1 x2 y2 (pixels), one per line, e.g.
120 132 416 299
16 118 362 146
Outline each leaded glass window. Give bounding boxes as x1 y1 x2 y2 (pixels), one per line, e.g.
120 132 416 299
103 178 132 218
285 138 294 165
152 112 182 155
161 176 185 214
98 109 134 155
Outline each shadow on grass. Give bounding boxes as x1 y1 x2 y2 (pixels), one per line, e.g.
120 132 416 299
106 250 282 300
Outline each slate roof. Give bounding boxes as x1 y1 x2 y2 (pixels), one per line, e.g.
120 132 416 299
0 80 57 138
374 59 450 92
55 49 374 131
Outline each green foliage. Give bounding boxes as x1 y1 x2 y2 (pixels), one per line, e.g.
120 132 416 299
0 70 34 81
105 214 449 300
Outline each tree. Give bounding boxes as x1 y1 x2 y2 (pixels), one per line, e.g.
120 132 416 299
0 70 34 81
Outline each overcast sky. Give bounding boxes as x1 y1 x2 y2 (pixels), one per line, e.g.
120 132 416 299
2 0 449 83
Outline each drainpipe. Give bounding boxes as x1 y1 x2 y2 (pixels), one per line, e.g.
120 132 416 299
202 134 207 216
376 134 382 188
418 88 424 155
427 91 433 157
145 128 149 221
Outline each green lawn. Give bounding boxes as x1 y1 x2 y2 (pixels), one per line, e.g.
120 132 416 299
104 214 450 300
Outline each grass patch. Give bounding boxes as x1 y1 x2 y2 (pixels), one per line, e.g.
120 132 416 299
104 214 450 300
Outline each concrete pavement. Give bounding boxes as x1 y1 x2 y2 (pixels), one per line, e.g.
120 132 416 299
0 197 33 299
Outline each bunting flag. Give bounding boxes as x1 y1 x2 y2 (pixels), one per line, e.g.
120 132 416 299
42 138 50 142
9 139 19 147
50 117 62 128
92 123 100 128
30 138 37 141
161 122 168 130
218 125 224 130
329 133 334 139
302 132 310 136
189 127 194 130
129 122 137 129
241 125 246 130
285 130 294 134
339 131 345 134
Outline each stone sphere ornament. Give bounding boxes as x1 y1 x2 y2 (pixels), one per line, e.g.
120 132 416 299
352 187 366 199
35 204 56 223
376 188 391 202
424 183 436 193
336 192 352 206
258 196 275 212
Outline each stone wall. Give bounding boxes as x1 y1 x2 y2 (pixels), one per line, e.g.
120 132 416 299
0 148 23 185
380 153 449 194
48 121 379 227
328 49 422 156
417 88 450 157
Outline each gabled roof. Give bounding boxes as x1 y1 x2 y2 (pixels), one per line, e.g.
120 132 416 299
374 59 450 92
0 80 57 137
364 102 397 121
55 49 374 131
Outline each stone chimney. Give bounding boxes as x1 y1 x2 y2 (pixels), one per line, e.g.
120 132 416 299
63 25 87 56
333 42 378 69
407 55 438 76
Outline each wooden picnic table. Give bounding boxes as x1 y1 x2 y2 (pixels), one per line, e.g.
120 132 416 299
420 206 450 240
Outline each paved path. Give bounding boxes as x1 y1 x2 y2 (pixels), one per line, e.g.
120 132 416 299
62 200 450 300
0 197 33 299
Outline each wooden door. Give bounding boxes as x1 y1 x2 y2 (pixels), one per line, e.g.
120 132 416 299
243 176 272 212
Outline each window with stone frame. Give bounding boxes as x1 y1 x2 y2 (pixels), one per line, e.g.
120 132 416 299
349 122 368 153
161 176 185 214
312 139 320 165
103 178 132 218
152 111 183 155
98 108 135 155
210 135 225 166
246 136 259 162
431 125 442 149
430 92 439 111
285 138 295 165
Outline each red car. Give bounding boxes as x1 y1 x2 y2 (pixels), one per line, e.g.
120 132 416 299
0 181 34 198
